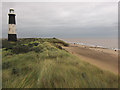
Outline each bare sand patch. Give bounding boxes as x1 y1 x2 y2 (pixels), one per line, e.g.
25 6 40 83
63 44 118 75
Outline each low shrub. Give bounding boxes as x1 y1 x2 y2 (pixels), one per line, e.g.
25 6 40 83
11 68 19 75
31 47 43 53
3 61 11 69
63 43 69 47
12 45 30 54
56 45 62 49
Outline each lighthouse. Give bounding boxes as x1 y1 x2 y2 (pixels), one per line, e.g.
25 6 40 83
8 8 17 41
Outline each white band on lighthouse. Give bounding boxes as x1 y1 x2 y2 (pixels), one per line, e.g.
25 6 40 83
8 24 16 34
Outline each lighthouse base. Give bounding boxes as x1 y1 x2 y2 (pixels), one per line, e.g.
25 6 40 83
8 34 17 41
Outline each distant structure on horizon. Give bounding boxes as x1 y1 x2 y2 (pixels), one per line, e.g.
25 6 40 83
8 8 17 41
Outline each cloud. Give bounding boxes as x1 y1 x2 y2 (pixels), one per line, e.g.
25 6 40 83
2 2 118 38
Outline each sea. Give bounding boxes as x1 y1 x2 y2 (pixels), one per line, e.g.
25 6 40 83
61 38 118 50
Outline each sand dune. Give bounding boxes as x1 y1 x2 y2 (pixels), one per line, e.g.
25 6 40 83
63 44 118 74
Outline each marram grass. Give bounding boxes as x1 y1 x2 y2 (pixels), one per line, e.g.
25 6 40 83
2 38 118 88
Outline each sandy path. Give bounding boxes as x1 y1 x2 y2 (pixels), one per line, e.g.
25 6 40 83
63 44 118 75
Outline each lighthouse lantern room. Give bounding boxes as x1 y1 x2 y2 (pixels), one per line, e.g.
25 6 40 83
8 8 17 41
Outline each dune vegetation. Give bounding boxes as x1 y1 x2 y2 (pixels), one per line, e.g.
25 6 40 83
2 38 118 88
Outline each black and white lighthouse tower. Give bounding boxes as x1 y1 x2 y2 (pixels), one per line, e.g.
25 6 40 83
8 8 17 41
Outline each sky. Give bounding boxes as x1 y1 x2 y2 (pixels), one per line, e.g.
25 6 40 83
2 2 118 38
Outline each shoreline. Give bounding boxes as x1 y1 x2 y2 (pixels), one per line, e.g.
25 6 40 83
60 38 118 51
68 42 119 51
70 43 118 55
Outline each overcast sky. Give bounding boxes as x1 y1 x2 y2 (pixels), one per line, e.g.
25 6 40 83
2 2 118 38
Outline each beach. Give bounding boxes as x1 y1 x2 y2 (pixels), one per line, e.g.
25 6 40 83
63 43 118 74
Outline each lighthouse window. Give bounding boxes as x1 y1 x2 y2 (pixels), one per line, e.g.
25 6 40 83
10 10 14 13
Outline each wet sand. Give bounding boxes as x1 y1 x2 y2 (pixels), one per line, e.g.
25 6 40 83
63 44 118 75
